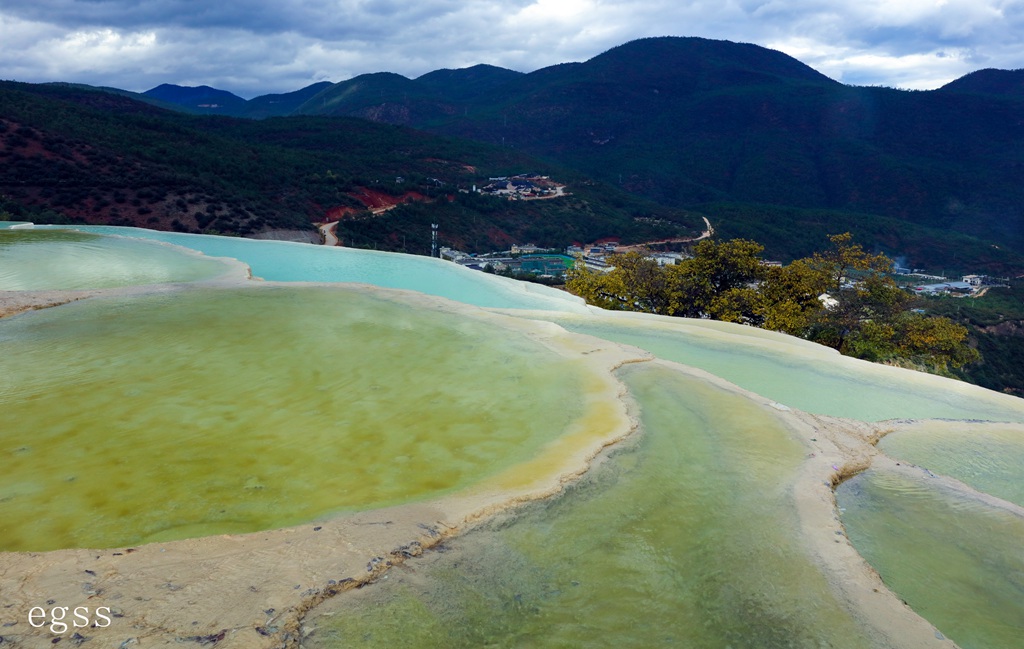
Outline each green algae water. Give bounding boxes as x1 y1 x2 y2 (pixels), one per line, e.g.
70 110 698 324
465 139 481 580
878 423 1024 507
302 363 877 649
0 228 232 289
537 314 1024 422
0 285 589 551
836 469 1024 649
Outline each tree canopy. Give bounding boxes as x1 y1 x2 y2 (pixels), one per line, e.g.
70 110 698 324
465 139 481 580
566 233 979 371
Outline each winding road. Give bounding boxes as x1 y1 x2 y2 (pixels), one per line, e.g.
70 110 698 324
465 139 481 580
318 221 339 246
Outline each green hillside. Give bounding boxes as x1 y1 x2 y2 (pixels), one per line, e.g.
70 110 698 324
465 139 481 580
144 83 248 115
0 80 697 251
276 36 1024 275
939 68 1024 99
240 82 334 119
415 64 524 101
925 282 1024 396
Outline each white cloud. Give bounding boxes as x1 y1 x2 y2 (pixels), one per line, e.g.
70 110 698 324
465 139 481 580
0 0 1022 95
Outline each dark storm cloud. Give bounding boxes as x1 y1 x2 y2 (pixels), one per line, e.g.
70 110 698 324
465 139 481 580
1 0 496 39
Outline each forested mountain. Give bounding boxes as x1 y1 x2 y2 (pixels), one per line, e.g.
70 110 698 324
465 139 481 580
143 82 334 118
241 82 334 119
127 36 1023 273
938 68 1024 99
144 84 248 114
416 64 525 101
0 80 697 253
293 38 1024 270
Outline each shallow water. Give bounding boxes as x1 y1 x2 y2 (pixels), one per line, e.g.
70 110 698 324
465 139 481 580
0 286 590 551
303 363 877 649
878 423 1024 507
29 225 589 311
538 314 1024 422
836 469 1024 649
6 223 1024 647
0 228 231 289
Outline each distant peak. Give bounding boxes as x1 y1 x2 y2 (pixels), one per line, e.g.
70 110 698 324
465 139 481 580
939 68 1024 98
142 83 246 110
416 63 521 79
586 36 836 86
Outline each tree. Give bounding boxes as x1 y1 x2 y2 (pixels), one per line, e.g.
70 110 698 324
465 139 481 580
807 271 912 353
807 232 892 293
788 232 903 352
667 238 767 318
893 313 980 369
756 258 831 334
565 232 981 375
566 251 674 314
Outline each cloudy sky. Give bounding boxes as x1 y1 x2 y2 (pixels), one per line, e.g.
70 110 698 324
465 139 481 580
1 0 1022 98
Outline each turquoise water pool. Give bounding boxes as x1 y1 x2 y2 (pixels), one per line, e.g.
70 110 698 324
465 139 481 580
535 314 1024 423
0 228 234 290
25 225 588 312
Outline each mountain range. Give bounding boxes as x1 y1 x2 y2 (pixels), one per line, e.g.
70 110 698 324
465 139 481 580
135 36 1024 273
1 77 698 255
2 36 1023 275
